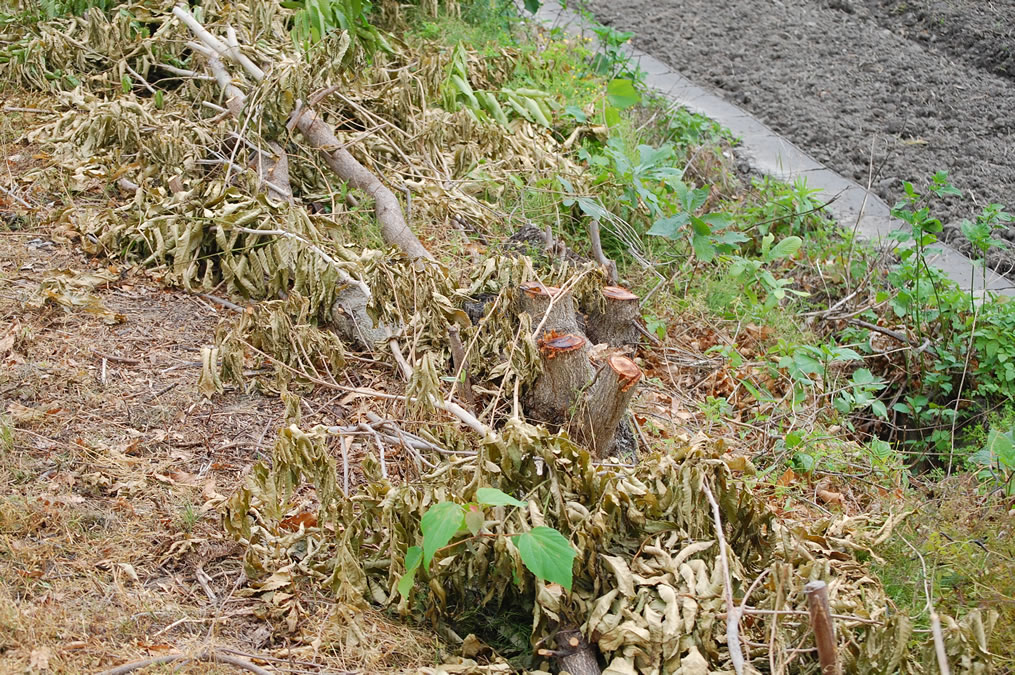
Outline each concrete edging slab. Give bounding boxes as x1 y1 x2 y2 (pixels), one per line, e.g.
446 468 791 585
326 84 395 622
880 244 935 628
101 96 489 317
530 2 1015 297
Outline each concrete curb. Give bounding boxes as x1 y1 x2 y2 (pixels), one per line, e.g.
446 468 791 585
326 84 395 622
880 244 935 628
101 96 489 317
531 2 1015 297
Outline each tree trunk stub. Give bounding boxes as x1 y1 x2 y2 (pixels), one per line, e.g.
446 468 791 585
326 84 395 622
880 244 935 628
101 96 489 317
584 286 641 347
554 628 602 675
520 283 644 459
527 332 593 426
517 282 581 337
571 354 642 457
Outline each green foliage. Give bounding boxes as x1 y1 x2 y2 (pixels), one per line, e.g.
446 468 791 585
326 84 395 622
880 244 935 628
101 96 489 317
511 527 575 591
37 0 118 18
967 428 1015 495
284 0 388 55
588 23 642 83
441 42 556 127
399 488 577 599
605 78 640 109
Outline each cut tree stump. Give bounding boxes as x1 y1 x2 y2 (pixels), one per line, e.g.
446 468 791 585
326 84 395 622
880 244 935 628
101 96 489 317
518 280 644 459
585 286 640 347
554 628 601 675
516 282 581 337
571 354 643 457
527 332 593 425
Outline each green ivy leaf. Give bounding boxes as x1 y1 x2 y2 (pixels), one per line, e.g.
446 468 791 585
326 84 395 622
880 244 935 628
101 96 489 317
397 546 423 599
421 502 466 568
512 526 576 591
475 487 527 508
606 78 640 109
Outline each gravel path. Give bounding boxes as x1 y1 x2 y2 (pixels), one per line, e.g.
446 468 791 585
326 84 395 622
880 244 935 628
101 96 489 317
580 0 1015 265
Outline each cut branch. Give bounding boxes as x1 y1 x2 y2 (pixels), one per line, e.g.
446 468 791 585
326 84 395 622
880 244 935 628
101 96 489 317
805 580 841 675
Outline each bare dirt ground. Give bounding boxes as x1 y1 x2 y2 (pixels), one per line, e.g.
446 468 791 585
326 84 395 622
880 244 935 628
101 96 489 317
0 158 433 672
580 0 1015 271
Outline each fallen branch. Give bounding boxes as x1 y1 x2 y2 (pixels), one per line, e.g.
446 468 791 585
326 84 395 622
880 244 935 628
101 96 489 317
97 649 271 675
174 5 430 260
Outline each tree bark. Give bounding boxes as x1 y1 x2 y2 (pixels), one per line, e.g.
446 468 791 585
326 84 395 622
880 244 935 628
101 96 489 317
584 286 640 347
516 282 580 337
527 333 593 426
554 628 601 675
289 106 431 260
571 354 642 457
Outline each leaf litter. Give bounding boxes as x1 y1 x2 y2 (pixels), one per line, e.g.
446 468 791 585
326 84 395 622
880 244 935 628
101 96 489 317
0 0 998 672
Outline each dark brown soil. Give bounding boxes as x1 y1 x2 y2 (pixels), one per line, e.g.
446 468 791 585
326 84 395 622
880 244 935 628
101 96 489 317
579 0 1015 266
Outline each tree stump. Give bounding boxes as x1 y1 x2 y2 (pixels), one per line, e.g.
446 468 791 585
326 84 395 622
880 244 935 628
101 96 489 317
585 286 641 347
527 333 593 425
516 282 581 337
571 354 643 457
553 628 601 675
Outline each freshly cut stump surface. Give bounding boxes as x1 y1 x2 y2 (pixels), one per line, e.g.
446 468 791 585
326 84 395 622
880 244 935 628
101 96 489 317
581 0 1015 272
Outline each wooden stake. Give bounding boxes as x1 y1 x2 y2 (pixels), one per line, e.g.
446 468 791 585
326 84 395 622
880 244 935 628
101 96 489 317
804 580 840 675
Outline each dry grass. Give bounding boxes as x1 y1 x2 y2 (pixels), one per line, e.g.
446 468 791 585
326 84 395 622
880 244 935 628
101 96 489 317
0 118 441 672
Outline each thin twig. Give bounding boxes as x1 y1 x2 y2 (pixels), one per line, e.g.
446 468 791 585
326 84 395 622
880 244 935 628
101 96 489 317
902 537 951 675
0 183 32 209
702 477 745 675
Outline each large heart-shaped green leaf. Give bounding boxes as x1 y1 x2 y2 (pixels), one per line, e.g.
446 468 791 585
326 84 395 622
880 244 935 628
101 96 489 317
512 527 576 591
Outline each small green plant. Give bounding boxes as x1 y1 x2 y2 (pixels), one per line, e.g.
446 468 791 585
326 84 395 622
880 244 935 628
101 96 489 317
179 501 199 532
397 488 577 600
588 24 643 83
725 233 807 310
967 427 1015 495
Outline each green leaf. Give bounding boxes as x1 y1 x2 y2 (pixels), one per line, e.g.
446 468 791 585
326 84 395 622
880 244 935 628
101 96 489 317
397 546 422 599
987 429 1015 469
576 197 609 221
769 236 802 260
647 213 689 239
523 0 541 13
691 233 716 262
564 105 587 123
475 487 527 508
512 527 576 591
421 502 466 568
465 506 485 536
606 78 640 109
791 452 817 474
